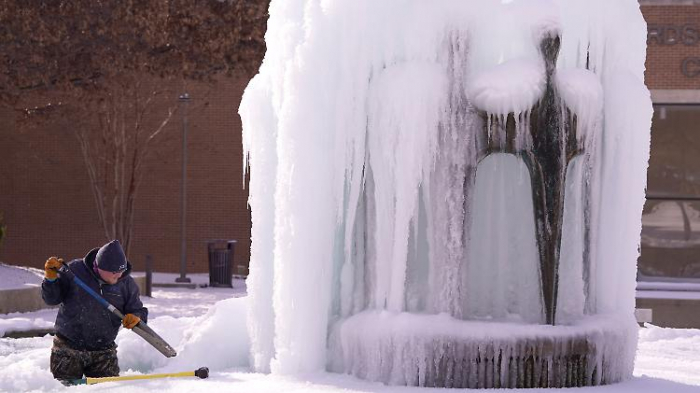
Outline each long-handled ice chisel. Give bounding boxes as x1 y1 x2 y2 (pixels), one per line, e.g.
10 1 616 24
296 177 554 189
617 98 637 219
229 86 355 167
55 265 177 358
70 367 209 385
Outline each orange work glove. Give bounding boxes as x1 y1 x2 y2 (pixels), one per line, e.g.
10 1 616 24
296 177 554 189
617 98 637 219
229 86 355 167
44 257 64 280
122 314 141 329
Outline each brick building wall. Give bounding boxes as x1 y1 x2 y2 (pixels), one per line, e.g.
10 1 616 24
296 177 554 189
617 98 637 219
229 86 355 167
0 76 252 274
1 4 696 275
642 4 700 90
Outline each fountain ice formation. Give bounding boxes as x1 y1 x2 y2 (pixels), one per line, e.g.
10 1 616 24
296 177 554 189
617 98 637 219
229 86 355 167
240 0 652 388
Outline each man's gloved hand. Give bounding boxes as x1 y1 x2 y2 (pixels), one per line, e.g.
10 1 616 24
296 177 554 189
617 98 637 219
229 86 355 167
44 257 64 280
122 314 141 329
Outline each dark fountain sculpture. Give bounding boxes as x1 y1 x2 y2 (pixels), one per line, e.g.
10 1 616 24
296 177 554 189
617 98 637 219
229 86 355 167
472 33 590 326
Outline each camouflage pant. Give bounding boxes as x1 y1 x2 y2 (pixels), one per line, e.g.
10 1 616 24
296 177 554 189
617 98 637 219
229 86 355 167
50 335 119 383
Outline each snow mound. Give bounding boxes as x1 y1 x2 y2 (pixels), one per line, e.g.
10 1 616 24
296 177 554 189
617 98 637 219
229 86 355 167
163 296 249 372
118 297 250 374
467 58 545 116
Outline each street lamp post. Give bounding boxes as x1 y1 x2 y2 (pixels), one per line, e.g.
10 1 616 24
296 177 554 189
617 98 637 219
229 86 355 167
176 92 192 283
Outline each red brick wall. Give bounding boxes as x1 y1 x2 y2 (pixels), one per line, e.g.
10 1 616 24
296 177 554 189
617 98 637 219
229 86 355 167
0 76 252 274
642 5 700 90
1 5 695 275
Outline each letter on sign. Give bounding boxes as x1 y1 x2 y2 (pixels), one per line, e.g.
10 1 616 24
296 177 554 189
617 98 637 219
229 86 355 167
682 57 700 77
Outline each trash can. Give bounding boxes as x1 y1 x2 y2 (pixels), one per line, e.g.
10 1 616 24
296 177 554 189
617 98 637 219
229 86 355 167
207 239 237 288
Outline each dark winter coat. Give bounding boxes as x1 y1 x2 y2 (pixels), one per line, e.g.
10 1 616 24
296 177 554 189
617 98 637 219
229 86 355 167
41 248 148 351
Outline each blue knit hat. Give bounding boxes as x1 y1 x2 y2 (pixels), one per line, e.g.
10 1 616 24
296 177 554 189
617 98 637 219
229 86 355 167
95 240 127 273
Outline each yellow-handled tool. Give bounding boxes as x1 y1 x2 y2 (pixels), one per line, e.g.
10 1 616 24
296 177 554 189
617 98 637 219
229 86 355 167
71 367 209 385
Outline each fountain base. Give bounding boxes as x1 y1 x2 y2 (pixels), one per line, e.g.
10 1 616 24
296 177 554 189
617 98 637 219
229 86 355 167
329 311 637 389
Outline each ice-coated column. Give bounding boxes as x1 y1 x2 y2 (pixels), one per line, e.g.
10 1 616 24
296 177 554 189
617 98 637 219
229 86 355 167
240 0 651 387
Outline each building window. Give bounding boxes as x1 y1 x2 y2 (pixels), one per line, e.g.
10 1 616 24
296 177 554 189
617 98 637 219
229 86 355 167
639 104 700 282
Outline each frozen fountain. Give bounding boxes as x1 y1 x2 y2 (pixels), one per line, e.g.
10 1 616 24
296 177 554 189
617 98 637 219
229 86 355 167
240 0 652 389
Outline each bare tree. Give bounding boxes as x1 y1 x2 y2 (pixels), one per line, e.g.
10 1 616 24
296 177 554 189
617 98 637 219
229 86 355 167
78 76 179 253
0 0 268 255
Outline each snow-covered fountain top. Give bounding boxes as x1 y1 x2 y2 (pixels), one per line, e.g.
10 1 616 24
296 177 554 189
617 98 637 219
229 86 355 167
240 0 652 388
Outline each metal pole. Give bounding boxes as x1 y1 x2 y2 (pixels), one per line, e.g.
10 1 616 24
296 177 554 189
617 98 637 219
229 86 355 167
176 93 191 283
145 254 152 297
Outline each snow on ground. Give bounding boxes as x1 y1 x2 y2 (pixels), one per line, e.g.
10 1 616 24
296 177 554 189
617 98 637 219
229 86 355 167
0 263 44 290
0 309 56 337
636 290 700 300
1 317 700 392
148 272 231 288
636 325 700 386
1 265 700 392
0 272 246 337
